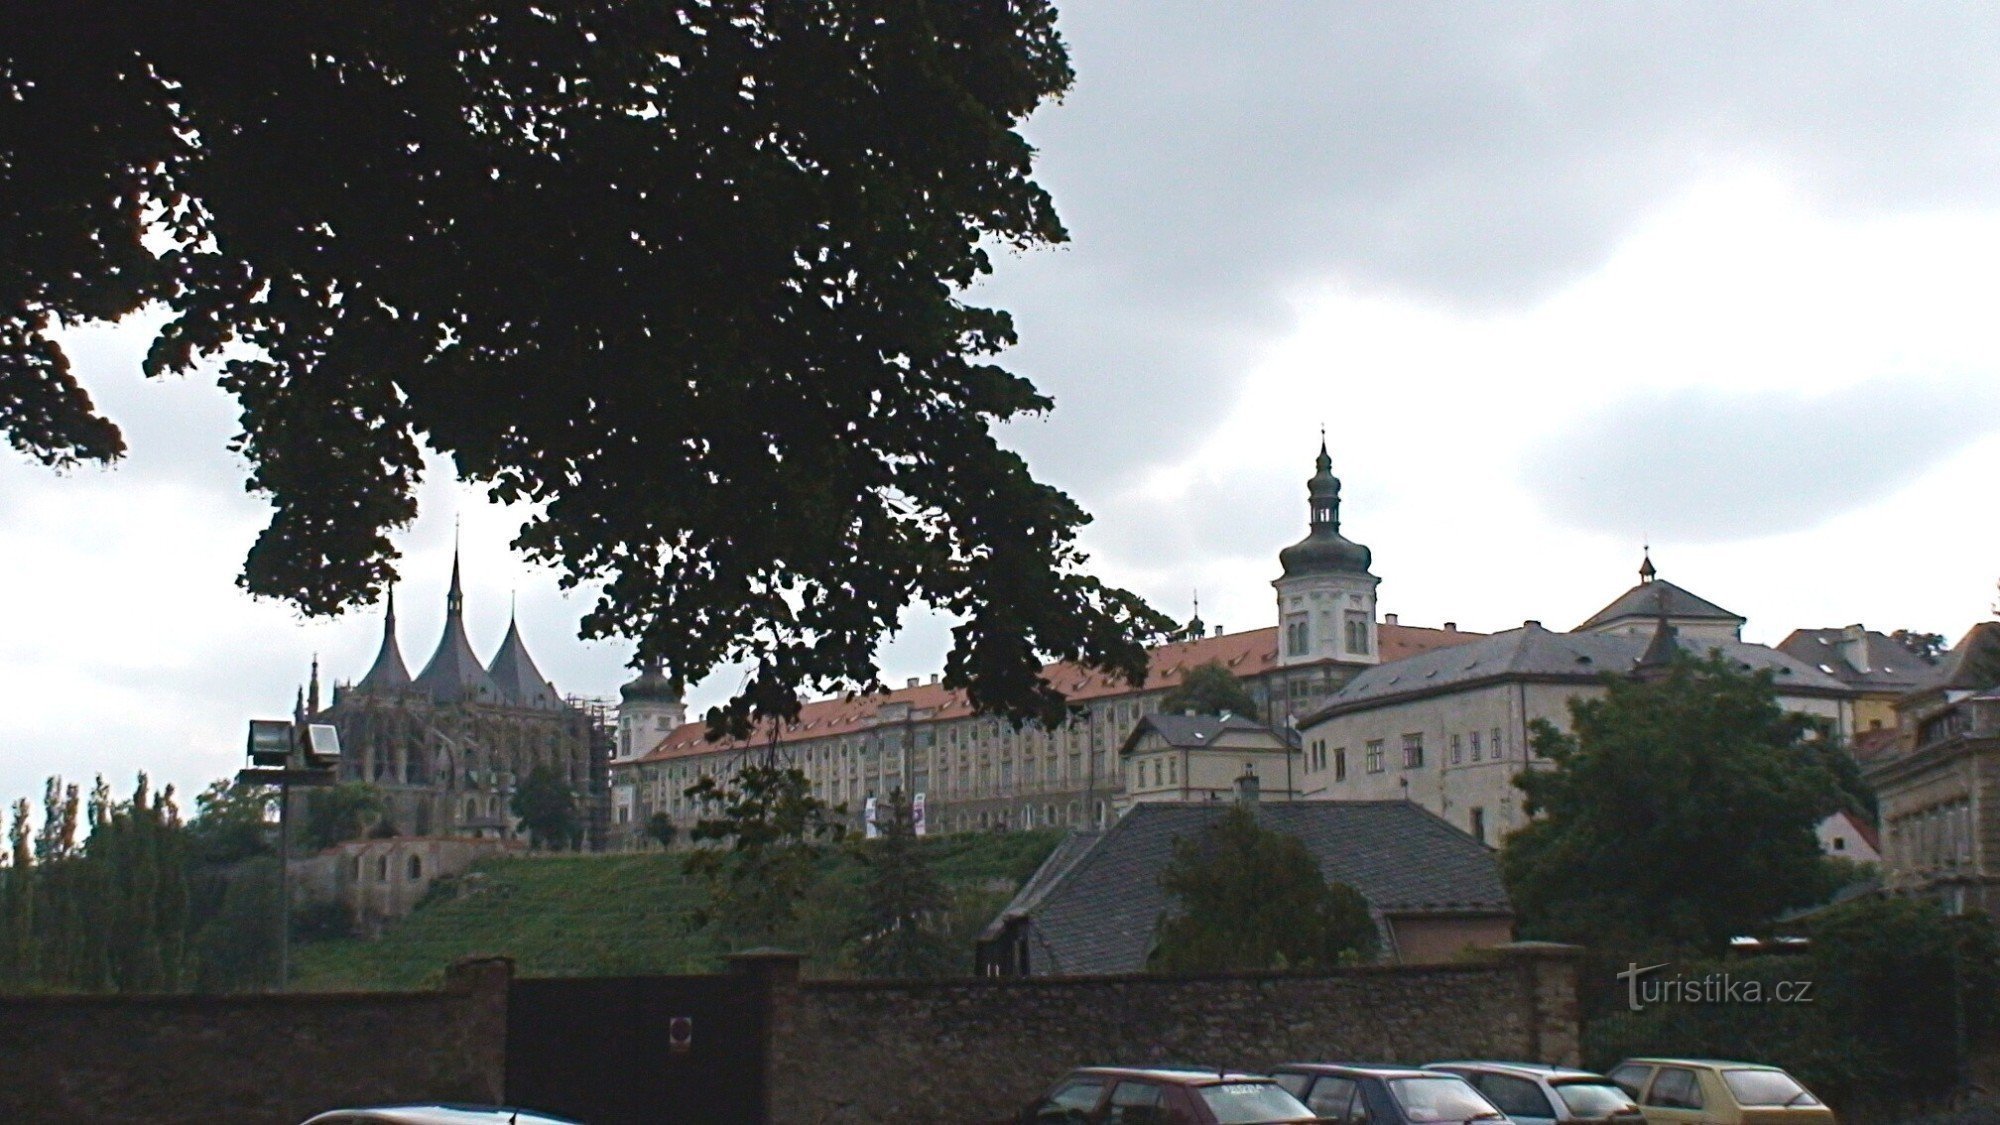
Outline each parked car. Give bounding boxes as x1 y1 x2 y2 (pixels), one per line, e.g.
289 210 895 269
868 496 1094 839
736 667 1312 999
299 1105 584 1125
1606 1059 1834 1125
1425 1062 1644 1125
1269 1064 1509 1125
1008 1066 1327 1124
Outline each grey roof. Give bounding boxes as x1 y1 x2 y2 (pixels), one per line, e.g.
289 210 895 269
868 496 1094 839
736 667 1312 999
1306 623 1849 722
1576 579 1744 632
355 588 412 693
412 554 500 705
1776 628 1945 693
486 617 562 710
979 828 1107 942
1124 712 1282 752
1929 621 2000 694
1004 802 1510 976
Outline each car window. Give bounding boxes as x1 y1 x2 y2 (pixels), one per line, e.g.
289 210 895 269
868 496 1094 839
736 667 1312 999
1197 1081 1316 1125
1307 1076 1358 1121
1722 1070 1818 1107
1275 1074 1312 1099
1478 1074 1556 1120
1552 1081 1639 1118
1645 1069 1703 1111
1038 1078 1108 1120
1389 1077 1503 1123
1607 1066 1652 1100
1109 1081 1170 1125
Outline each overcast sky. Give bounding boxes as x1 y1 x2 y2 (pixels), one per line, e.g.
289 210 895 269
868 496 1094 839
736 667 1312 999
6 3 2000 809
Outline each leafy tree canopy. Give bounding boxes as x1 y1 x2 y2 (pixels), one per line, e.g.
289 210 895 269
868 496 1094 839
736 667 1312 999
644 810 678 850
0 2 1169 737
1151 804 1378 973
300 783 386 852
1503 651 1845 953
685 764 843 946
1156 660 1260 719
851 788 954 978
187 780 275 866
510 764 582 850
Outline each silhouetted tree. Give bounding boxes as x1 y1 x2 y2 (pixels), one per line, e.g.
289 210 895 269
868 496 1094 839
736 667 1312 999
511 765 582 851
1157 661 1260 719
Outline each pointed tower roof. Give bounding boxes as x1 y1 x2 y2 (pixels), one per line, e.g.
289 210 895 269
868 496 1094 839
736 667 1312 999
1277 436 1373 578
357 586 413 693
488 610 562 710
1634 582 1681 678
413 548 500 705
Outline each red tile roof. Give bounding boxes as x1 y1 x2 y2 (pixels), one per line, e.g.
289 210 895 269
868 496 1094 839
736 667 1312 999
625 622 1483 765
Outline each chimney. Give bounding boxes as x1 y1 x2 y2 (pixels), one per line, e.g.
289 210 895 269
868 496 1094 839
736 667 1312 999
1523 620 1542 630
1444 622 1457 632
1234 765 1260 805
1840 625 1870 674
907 677 920 688
929 673 939 684
1384 613 1399 626
1213 624 1223 637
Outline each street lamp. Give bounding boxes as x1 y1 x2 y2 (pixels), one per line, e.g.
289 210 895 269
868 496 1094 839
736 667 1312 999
239 719 340 990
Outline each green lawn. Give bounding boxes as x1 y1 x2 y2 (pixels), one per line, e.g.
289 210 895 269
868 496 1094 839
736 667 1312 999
290 829 1064 990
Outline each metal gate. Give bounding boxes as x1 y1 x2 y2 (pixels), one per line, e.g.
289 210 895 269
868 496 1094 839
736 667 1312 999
505 974 767 1124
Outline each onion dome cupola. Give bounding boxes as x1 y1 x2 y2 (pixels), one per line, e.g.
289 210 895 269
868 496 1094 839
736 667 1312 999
487 605 563 710
1277 437 1374 578
413 548 501 704
617 658 687 760
355 586 413 693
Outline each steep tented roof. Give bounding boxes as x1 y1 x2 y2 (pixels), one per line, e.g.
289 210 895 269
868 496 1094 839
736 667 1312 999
1306 622 1849 722
487 615 562 710
1577 578 1744 633
413 551 500 705
355 587 412 693
998 802 1510 975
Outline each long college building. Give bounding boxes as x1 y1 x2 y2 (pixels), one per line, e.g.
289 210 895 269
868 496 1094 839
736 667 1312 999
608 442 1482 843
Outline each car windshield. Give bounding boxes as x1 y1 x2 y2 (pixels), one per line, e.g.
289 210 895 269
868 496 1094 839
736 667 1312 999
1554 1081 1640 1116
1723 1070 1818 1107
1390 1077 1505 1122
1198 1082 1317 1124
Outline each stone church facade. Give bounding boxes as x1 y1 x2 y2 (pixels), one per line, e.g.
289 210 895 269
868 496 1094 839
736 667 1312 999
304 553 611 848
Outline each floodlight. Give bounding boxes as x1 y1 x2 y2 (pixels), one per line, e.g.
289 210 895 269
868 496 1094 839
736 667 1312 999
303 724 342 768
246 720 294 767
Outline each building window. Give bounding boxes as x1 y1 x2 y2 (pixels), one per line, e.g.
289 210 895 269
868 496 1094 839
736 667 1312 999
1168 758 1177 785
1344 611 1371 655
1402 733 1424 770
1491 727 1503 758
408 855 422 880
1470 807 1486 845
1450 734 1462 765
1333 748 1347 782
1285 617 1309 656
1365 740 1385 773
1469 730 1482 761
376 856 389 882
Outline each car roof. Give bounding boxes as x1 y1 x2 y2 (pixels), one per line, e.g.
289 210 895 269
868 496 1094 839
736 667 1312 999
1073 1066 1273 1085
1618 1059 1784 1071
1429 1062 1609 1081
1275 1063 1438 1080
300 1105 583 1125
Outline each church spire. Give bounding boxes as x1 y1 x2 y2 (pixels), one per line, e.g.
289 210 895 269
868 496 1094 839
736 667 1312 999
414 546 499 704
1639 546 1657 584
308 654 320 714
356 584 413 693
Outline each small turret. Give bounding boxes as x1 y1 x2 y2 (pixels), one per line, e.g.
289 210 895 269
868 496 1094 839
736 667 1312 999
413 545 500 704
617 659 687 759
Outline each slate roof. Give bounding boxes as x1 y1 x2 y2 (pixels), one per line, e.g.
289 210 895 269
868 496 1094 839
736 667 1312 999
1929 621 2000 694
995 802 1510 976
355 588 412 693
1776 628 1944 693
486 617 563 710
1576 579 1744 632
1305 623 1850 722
412 555 500 705
1124 713 1280 752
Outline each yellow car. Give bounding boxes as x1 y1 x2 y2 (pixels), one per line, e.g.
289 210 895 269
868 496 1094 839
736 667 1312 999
1606 1059 1835 1125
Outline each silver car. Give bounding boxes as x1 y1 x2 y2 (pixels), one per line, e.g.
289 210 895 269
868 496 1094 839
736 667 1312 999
1426 1063 1644 1125
300 1105 583 1125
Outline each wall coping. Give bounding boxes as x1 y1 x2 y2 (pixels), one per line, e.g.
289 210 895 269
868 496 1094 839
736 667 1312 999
797 960 1525 993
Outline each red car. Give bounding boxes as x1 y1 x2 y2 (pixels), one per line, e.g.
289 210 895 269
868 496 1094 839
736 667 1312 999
1008 1066 1327 1125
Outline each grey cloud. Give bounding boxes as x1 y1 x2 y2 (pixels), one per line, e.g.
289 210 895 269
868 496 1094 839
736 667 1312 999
1520 379 2000 542
984 2 2000 486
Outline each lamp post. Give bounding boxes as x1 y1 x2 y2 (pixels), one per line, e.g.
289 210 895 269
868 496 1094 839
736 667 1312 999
240 719 340 990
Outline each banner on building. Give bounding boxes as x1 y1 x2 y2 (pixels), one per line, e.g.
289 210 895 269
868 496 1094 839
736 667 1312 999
863 795 879 839
912 792 927 837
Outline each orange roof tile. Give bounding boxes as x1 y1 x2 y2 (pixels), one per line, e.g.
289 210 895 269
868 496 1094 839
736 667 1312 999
623 622 1484 765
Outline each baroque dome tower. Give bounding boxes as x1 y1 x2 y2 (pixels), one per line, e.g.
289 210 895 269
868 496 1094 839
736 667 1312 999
1273 437 1381 669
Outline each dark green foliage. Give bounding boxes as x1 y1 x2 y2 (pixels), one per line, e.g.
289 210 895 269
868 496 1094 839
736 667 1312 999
1151 805 1379 973
684 765 844 947
190 857 280 993
1584 897 1998 1118
300 783 386 852
644 812 678 850
0 1 1170 736
1156 661 1260 719
186 780 275 866
511 765 582 851
851 791 954 978
1504 651 1845 954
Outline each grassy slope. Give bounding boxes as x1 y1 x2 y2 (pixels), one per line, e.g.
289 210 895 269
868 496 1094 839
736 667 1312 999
291 829 1064 990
